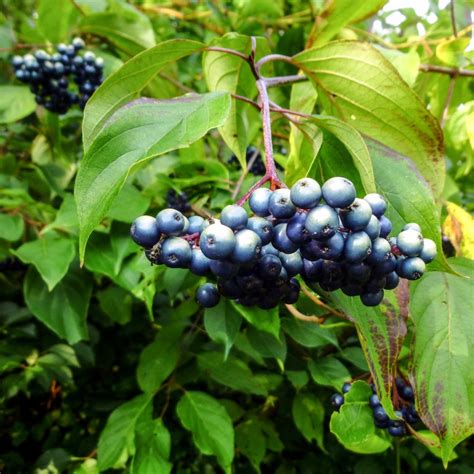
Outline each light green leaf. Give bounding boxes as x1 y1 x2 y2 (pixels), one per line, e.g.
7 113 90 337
308 357 351 391
204 299 242 358
436 37 470 68
83 39 204 149
176 391 234 470
232 302 280 339
98 394 153 471
106 184 151 223
136 323 184 393
75 92 231 262
330 380 391 454
410 258 474 466
293 41 445 197
37 0 78 43
24 266 92 344
377 48 420 86
292 392 325 449
0 86 36 124
0 213 24 241
12 233 76 290
281 317 338 348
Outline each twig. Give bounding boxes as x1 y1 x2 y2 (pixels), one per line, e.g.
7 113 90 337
285 304 325 324
206 46 250 62
255 54 295 72
419 64 474 77
264 74 308 88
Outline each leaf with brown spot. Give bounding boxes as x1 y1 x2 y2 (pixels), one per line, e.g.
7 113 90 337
409 258 474 466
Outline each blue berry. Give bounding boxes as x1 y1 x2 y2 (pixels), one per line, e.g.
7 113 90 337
190 248 211 275
246 217 273 245
344 231 372 263
363 215 381 240
272 223 299 254
384 271 400 290
301 259 324 282
364 193 387 217
188 215 204 234
379 216 393 238
290 178 321 208
397 257 425 280
231 229 262 263
387 421 406 437
209 259 239 278
259 254 283 279
341 283 363 296
279 251 303 277
160 237 192 268
200 218 220 232
396 229 424 257
367 238 391 264
12 55 24 68
322 177 356 208
369 394 381 408
286 212 310 244
360 290 384 306
249 188 272 216
268 188 296 219
200 223 236 259
261 243 279 256
342 383 351 393
340 198 372 231
371 255 397 277
403 223 422 233
373 406 388 422
400 385 414 401
346 262 371 282
220 204 248 230
156 208 186 236
420 238 437 263
331 393 344 409
282 278 300 304
130 215 160 248
72 37 85 50
305 204 339 239
196 283 220 308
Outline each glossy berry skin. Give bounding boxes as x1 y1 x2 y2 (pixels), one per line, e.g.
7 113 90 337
200 223 236 260
259 254 283 279
188 215 204 234
340 198 372 231
403 222 422 233
373 406 389 422
200 218 220 232
247 217 273 245
209 259 239 278
387 421 406 437
249 188 272 216
369 394 381 408
268 188 296 219
397 257 425 280
220 204 248 230
344 231 372 263
331 393 344 409
361 290 384 306
272 224 299 254
322 177 356 208
396 229 424 257
346 262 371 283
196 283 220 308
283 278 300 304
400 385 414 401
364 193 387 217
160 237 192 268
379 216 393 238
364 215 381 240
420 238 437 263
286 212 310 244
305 205 339 239
156 208 186 236
384 271 400 290
341 283 363 296
301 259 324 282
290 178 321 208
342 383 351 394
72 37 85 50
367 238 391 264
261 243 279 256
231 229 262 263
190 248 211 276
130 215 160 248
279 251 303 277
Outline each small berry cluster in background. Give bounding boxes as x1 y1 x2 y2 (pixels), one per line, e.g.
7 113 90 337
331 378 420 437
166 189 192 214
11 37 104 114
130 176 437 309
228 146 283 176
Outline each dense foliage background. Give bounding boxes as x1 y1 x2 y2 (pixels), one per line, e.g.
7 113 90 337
0 0 473 472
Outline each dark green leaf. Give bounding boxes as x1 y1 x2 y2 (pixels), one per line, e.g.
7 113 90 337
97 286 133 325
308 357 350 391
235 419 266 471
292 392 325 449
281 317 338 348
232 302 280 338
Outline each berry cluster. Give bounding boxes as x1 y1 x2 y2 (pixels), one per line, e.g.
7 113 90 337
166 189 191 214
11 38 104 114
228 147 282 176
331 379 420 437
130 176 436 309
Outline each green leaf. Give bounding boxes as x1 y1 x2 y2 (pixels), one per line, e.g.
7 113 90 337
79 4 155 56
310 1 388 47
97 286 133 325
204 299 242 358
136 323 184 393
97 394 153 471
368 140 451 273
409 258 474 465
436 37 470 68
0 86 36 124
286 370 309 390
176 391 234 470
232 302 280 339
376 48 420 87
330 380 391 454
197 352 267 396
0 213 24 241
42 194 79 236
247 326 287 365
75 92 231 262
106 184 151 223
292 392 325 449
308 357 350 391
37 0 78 43
332 289 405 417
293 41 445 197
203 34 265 167
83 39 204 149
131 419 172 474
235 420 266 471
24 266 92 344
12 233 76 291
281 317 338 348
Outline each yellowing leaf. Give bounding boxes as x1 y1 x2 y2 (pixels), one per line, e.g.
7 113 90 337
443 202 474 259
